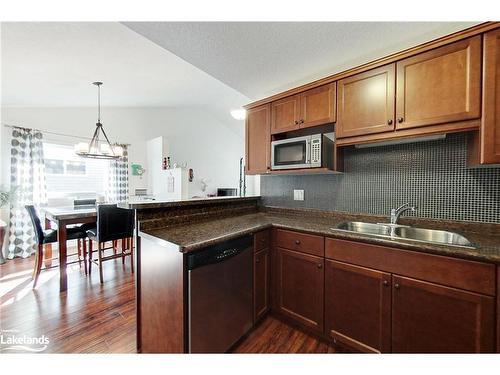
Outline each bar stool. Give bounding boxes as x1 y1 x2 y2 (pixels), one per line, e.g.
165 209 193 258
85 204 135 283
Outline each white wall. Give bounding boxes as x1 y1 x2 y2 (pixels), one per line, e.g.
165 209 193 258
1 106 257 202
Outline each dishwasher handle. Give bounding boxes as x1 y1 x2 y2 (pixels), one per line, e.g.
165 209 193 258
187 235 253 270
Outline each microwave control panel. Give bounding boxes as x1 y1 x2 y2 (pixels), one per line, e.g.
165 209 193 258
311 138 321 164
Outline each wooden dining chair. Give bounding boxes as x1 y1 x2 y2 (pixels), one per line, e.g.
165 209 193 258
25 205 89 288
85 204 135 284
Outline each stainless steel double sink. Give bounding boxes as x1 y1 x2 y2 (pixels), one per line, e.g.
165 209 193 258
334 221 474 248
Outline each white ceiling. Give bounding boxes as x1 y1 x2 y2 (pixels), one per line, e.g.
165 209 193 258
123 22 480 100
0 22 249 117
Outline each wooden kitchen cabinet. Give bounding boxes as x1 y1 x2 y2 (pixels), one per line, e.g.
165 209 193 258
254 248 270 322
325 260 391 353
276 247 324 332
271 95 301 134
245 104 271 174
396 36 481 130
271 83 336 134
497 265 500 353
392 275 495 353
477 28 500 164
336 64 396 138
300 83 336 129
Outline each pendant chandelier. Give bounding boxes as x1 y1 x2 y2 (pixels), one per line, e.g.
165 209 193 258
74 82 123 159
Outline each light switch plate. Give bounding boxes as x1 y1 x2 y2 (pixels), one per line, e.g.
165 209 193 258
293 189 304 201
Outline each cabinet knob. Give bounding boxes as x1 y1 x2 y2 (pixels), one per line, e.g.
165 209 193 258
383 280 389 287
398 117 404 123
317 263 323 269
299 119 304 124
394 283 400 289
295 240 301 245
387 119 393 125
256 258 260 263
294 120 299 125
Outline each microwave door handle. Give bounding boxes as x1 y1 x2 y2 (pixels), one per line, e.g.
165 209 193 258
305 140 311 164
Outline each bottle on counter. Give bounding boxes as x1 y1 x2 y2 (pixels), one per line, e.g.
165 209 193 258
162 157 167 170
166 157 171 169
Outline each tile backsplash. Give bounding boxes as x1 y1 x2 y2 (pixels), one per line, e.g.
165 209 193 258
260 133 500 223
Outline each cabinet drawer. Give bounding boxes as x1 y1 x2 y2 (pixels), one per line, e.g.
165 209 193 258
275 229 324 257
254 230 270 252
325 238 495 295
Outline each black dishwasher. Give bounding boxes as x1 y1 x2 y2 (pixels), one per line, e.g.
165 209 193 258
187 235 253 353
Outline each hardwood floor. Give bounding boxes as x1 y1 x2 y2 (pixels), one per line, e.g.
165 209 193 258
233 317 336 353
0 246 136 353
1 246 335 354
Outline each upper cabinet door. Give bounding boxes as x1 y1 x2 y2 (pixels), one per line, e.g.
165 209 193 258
336 64 396 138
245 104 271 175
396 36 481 130
481 28 500 164
299 83 336 129
271 95 300 134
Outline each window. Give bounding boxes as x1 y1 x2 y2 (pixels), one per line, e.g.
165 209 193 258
66 160 86 175
43 142 109 200
45 159 64 174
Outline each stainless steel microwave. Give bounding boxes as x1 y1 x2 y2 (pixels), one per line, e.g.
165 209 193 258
271 134 334 170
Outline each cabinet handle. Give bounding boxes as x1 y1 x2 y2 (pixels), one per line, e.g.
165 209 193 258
295 240 301 245
394 283 400 289
317 263 323 269
387 119 393 125
398 117 404 123
383 280 389 287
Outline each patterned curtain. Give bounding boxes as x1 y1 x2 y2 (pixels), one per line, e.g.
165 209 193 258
8 128 47 259
106 145 129 202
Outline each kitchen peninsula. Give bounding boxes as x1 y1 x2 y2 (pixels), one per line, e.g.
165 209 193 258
124 197 500 354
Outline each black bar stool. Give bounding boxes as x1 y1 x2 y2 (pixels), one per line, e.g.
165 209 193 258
85 204 135 283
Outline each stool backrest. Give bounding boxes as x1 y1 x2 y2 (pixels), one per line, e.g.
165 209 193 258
25 205 44 245
97 204 135 243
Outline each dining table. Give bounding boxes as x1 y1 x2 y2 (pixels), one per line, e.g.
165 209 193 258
42 205 97 292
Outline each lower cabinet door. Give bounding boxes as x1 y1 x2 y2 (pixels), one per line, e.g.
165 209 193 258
392 275 495 353
254 248 270 322
325 260 391 353
276 247 324 332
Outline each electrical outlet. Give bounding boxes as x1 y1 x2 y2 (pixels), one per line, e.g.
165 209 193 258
293 189 304 201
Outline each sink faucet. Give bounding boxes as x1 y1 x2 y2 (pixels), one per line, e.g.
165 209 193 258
390 203 417 225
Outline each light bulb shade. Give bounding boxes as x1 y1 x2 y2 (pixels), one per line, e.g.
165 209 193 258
100 143 111 155
230 109 246 120
113 145 124 157
75 142 89 154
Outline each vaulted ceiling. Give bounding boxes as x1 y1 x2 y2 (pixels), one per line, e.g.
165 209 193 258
1 22 249 116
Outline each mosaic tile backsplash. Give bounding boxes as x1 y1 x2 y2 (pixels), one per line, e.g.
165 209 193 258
260 133 500 223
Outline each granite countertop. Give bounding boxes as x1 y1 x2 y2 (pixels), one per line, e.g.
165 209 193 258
119 196 260 210
139 209 500 264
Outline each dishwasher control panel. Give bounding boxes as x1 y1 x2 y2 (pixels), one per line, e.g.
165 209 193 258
187 235 253 270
